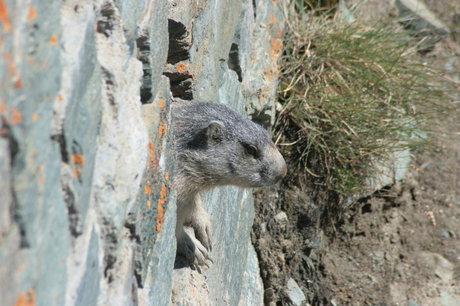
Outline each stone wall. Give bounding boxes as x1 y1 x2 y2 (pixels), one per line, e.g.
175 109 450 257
0 0 284 305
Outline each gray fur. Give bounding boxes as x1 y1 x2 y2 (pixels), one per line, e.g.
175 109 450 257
172 102 287 269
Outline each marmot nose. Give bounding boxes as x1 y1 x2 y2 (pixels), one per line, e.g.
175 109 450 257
280 158 287 178
271 145 287 182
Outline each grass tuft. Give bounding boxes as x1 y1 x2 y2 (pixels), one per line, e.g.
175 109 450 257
276 2 458 195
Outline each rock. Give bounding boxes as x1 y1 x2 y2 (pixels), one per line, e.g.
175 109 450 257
283 278 307 306
1 0 151 304
416 252 454 283
274 212 289 223
0 136 22 306
440 291 460 306
396 0 450 35
1 1 70 305
239 242 265 306
0 138 12 237
408 299 420 306
137 76 177 305
441 231 452 238
202 187 255 305
136 0 169 103
0 0 284 303
169 256 211 306
242 0 286 128
228 0 254 83
138 190 177 305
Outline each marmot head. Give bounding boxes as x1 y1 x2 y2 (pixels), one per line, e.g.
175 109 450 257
173 102 287 189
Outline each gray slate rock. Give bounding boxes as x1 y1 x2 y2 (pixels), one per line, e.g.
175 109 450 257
396 0 450 35
238 242 264 306
284 278 307 306
0 0 285 303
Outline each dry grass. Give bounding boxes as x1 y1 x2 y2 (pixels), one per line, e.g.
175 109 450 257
276 2 458 195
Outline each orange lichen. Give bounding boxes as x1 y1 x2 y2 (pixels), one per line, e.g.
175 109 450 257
11 107 22 125
270 13 275 24
50 34 58 45
159 99 165 107
155 202 163 232
148 141 156 169
160 182 166 203
145 180 151 195
0 102 7 114
14 289 36 306
0 0 11 31
277 29 282 38
175 62 187 73
146 200 151 209
38 177 45 183
57 95 64 101
148 141 154 150
14 76 22 89
71 154 85 178
271 38 282 58
155 182 167 232
27 6 37 22
158 122 167 140
4 52 15 72
259 91 263 100
165 170 168 181
72 154 84 166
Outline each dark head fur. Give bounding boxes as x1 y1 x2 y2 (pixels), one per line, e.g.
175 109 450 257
172 102 287 192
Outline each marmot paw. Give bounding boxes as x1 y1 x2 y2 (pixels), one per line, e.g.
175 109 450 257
177 231 213 269
189 208 212 252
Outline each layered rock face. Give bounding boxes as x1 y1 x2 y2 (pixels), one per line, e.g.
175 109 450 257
0 0 284 305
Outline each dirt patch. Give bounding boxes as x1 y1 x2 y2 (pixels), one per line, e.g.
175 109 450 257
252 2 460 305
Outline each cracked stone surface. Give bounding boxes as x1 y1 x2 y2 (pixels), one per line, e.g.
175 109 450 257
0 0 284 305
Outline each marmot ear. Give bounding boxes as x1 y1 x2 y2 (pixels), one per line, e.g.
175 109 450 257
207 120 223 144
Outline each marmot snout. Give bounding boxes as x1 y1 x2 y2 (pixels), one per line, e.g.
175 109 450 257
172 102 286 268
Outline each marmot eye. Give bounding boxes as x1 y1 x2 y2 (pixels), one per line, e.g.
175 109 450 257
243 144 258 157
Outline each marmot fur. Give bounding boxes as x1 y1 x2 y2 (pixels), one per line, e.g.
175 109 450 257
172 102 287 268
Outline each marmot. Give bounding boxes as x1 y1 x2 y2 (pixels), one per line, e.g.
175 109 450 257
172 102 287 268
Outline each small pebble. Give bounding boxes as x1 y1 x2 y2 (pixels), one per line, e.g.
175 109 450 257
274 212 288 223
441 231 451 238
408 299 419 306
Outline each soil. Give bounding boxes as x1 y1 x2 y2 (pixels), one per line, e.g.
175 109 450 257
251 1 460 305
